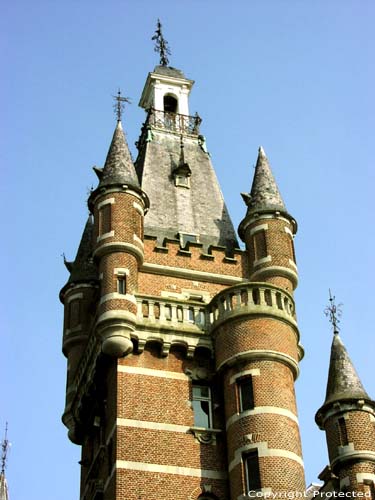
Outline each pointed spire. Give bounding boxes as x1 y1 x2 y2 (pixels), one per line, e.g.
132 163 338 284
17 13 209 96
98 121 140 189
0 424 9 500
243 147 286 216
68 216 97 284
323 333 370 407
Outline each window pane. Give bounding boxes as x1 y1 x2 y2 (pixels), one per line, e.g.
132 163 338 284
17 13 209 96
239 377 254 412
192 400 210 428
192 385 212 428
193 386 209 399
245 450 261 491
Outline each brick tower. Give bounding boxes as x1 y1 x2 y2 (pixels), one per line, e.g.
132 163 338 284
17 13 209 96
61 60 306 500
315 331 375 497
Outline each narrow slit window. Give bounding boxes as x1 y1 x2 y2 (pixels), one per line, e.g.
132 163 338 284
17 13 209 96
238 376 255 412
117 276 126 295
337 417 349 446
289 236 297 263
99 203 112 235
69 299 81 329
244 450 262 492
253 230 267 260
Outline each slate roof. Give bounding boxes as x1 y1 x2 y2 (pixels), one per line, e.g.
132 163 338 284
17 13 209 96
136 131 238 253
323 333 370 406
97 121 139 189
153 65 186 79
66 216 97 284
244 147 286 216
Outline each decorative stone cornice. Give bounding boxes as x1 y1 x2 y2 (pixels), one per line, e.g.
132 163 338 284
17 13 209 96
331 450 375 470
249 265 299 289
217 349 301 380
93 241 144 265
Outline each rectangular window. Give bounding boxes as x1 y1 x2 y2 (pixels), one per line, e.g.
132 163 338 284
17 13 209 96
289 237 297 263
253 230 267 260
99 203 112 235
244 450 262 492
192 385 212 428
338 417 349 446
117 276 126 295
69 299 81 329
238 376 255 412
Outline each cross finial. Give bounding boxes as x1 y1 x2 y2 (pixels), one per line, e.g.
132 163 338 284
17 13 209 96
1 422 10 475
112 89 131 122
324 289 343 335
152 19 171 66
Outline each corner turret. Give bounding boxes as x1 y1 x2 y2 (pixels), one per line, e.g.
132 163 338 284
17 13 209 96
60 215 99 442
239 147 298 292
316 331 375 496
88 118 149 357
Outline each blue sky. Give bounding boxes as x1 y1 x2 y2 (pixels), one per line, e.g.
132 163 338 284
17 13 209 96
1 1 374 498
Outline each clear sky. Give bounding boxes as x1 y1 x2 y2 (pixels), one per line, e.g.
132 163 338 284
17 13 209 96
1 1 374 499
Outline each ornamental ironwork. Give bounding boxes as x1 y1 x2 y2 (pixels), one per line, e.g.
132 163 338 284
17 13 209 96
146 108 202 136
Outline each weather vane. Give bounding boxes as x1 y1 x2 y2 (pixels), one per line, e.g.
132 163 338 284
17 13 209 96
112 89 131 122
1 422 10 475
324 289 343 335
152 19 171 66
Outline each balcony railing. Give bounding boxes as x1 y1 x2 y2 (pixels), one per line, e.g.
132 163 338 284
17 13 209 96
136 295 208 331
146 108 202 135
208 283 296 329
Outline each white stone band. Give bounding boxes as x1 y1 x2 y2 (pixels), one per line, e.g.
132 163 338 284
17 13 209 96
116 460 227 479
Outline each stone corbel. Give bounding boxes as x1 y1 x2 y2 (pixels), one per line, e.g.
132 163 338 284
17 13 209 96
188 427 222 445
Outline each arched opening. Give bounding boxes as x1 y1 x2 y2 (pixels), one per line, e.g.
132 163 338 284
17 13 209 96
163 94 178 113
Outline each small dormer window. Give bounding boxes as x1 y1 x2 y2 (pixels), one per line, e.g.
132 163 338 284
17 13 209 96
164 95 178 113
174 173 190 188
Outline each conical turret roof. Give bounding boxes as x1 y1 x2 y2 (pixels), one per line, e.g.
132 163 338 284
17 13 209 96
98 121 140 189
66 216 97 284
323 333 370 406
0 472 9 500
244 147 286 215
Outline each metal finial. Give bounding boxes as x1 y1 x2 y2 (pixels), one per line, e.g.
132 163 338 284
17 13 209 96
1 423 10 474
152 19 171 66
112 89 131 122
324 289 343 335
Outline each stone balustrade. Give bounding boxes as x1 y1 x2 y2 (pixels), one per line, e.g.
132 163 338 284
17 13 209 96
136 295 207 332
207 282 297 330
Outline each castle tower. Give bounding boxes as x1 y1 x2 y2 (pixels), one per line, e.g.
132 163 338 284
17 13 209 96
61 45 307 498
60 215 99 443
316 332 375 497
210 148 305 498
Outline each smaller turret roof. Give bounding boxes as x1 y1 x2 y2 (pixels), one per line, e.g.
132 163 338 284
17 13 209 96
323 333 370 406
66 216 97 284
244 147 286 216
98 121 140 189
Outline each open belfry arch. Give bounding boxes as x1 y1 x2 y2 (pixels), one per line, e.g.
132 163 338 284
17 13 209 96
60 22 375 500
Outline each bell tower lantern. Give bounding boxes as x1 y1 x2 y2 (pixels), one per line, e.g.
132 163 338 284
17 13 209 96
139 65 194 116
